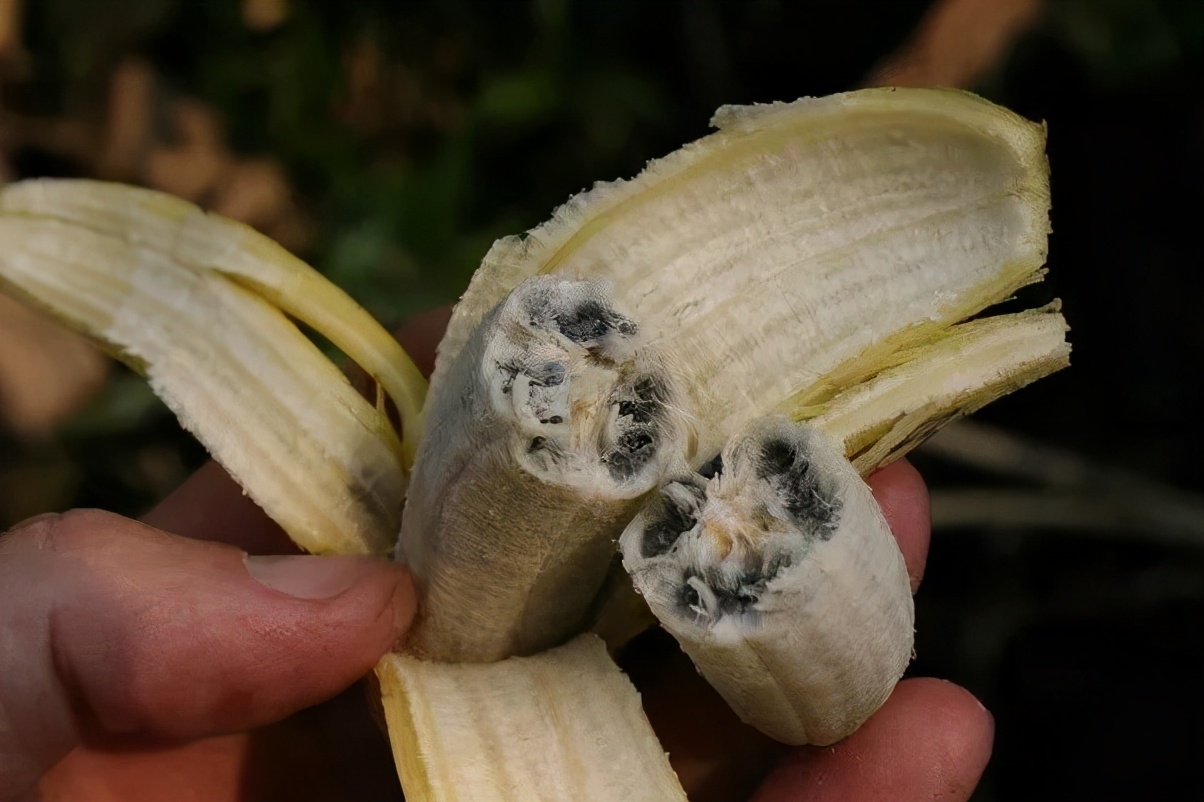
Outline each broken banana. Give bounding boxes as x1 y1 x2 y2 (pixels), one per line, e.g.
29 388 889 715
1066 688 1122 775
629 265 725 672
620 417 913 746
399 276 687 661
0 86 1070 800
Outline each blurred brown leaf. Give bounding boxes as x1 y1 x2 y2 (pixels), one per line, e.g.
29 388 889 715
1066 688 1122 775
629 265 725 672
0 0 21 54
97 58 156 180
4 56 312 252
337 33 467 139
0 294 110 439
243 0 289 32
211 159 294 233
868 0 1046 89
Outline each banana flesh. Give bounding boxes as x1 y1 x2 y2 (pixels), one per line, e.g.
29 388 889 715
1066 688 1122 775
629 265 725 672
0 180 422 555
620 417 913 745
399 277 688 661
376 634 687 802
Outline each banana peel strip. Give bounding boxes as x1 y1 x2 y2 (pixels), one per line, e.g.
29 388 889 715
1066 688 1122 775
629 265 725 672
376 635 687 802
0 179 427 464
799 305 1072 474
437 87 1054 461
0 180 421 555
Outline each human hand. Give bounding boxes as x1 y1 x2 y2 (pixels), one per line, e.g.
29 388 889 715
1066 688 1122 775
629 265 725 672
0 474 416 802
0 311 457 802
0 308 991 801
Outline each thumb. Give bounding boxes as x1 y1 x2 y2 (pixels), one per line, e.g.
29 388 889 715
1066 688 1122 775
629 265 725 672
0 509 415 800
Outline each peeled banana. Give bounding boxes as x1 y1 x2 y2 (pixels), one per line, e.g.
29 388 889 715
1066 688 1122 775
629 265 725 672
620 417 913 746
399 276 687 661
0 86 1070 801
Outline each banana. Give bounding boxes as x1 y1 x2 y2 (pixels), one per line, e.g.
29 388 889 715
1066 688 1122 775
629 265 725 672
376 635 686 802
399 276 688 661
620 416 912 746
0 85 1070 801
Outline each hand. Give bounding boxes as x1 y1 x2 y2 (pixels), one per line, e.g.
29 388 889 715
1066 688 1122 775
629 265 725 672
0 307 991 801
0 474 416 802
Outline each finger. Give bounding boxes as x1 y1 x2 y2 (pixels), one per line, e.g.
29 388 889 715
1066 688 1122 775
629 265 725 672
141 461 298 555
750 678 994 802
0 510 415 801
40 685 405 802
623 630 786 802
866 458 931 592
396 306 453 379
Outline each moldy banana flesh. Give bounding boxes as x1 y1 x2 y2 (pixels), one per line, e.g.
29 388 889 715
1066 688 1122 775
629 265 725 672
399 276 688 662
620 417 913 746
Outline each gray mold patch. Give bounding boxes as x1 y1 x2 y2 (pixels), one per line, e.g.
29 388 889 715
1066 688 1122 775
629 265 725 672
603 374 671 482
756 437 842 540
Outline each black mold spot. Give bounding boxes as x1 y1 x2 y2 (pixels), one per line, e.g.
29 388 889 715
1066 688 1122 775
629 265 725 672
715 581 763 614
529 362 566 387
697 453 723 479
604 428 658 480
640 482 704 558
618 377 663 424
757 437 842 537
712 556 793 616
776 458 840 536
696 575 756 617
556 299 614 343
678 555 794 622
758 438 797 479
496 362 520 394
605 377 671 481
642 519 683 559
621 430 653 452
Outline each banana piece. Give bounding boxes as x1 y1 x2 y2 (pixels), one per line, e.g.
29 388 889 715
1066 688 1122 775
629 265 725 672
797 305 1072 473
435 88 1052 461
0 180 424 555
399 276 688 661
620 416 912 746
376 634 687 802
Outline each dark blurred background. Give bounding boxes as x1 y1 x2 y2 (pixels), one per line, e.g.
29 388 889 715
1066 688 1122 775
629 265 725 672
1 1 1200 799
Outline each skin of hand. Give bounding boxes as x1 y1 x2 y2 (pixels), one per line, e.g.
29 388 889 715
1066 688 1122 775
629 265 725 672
0 307 992 802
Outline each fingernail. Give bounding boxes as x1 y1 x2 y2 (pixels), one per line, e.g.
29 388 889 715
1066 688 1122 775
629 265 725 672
245 554 378 600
